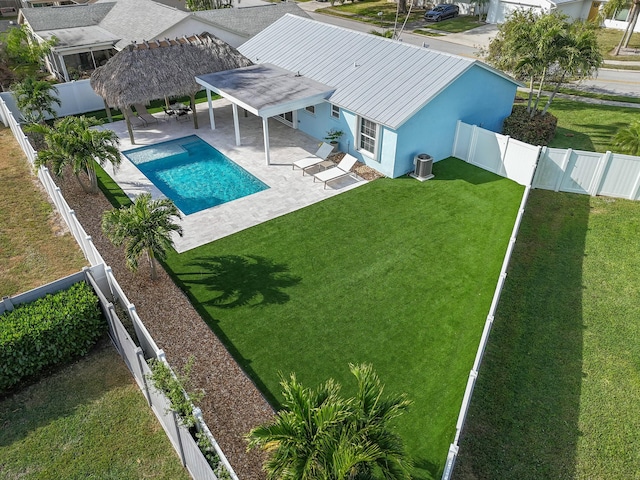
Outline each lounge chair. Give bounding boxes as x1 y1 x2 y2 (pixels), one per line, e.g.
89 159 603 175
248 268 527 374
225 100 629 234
163 106 176 119
292 142 334 175
123 105 147 128
133 103 159 125
313 154 358 189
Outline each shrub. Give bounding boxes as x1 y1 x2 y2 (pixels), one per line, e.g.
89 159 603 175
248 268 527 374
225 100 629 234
502 105 558 146
147 356 204 428
0 281 104 393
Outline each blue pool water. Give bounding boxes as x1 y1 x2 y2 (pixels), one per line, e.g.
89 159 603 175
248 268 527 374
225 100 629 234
123 135 269 215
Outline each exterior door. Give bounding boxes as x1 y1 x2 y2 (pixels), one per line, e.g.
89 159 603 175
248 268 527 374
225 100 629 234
588 1 601 21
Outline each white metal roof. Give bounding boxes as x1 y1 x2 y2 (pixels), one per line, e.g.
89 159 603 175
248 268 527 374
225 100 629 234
239 15 518 129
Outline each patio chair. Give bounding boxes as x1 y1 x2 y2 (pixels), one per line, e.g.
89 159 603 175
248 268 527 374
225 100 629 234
176 108 191 122
133 103 159 125
313 154 358 189
123 105 147 129
163 106 176 119
292 142 334 175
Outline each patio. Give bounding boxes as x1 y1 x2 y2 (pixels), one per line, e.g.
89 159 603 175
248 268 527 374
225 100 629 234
100 98 367 252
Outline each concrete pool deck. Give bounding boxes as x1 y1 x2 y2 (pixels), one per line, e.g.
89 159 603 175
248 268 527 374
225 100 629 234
100 98 367 253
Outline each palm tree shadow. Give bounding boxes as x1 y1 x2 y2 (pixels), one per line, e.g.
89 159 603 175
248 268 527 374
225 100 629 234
186 254 301 309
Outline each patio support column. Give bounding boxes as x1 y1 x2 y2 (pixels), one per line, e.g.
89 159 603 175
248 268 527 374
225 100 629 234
206 88 215 130
262 116 270 166
232 103 241 146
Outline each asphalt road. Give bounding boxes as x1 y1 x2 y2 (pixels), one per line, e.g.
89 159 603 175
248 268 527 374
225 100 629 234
307 9 640 98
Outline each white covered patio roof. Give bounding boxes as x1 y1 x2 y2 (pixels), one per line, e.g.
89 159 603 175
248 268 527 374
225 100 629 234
195 63 335 165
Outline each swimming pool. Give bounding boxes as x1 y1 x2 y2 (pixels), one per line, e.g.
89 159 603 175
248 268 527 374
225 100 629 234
123 135 269 215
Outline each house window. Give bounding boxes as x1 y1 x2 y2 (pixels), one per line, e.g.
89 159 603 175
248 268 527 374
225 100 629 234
359 117 378 156
331 104 340 119
611 2 630 20
305 105 315 114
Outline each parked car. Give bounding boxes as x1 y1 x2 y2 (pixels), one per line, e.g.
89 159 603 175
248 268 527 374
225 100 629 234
424 4 459 21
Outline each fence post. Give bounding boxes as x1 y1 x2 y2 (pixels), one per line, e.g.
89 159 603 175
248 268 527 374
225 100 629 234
589 151 611 197
106 303 123 354
172 410 187 467
452 120 461 158
136 347 152 407
554 148 572 192
500 135 510 178
468 125 479 165
630 167 640 201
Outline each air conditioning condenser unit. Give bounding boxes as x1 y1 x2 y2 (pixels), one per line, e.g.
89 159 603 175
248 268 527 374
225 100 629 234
410 154 434 181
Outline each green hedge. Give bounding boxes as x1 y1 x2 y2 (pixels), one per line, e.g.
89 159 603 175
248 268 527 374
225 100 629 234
0 282 104 393
503 104 558 146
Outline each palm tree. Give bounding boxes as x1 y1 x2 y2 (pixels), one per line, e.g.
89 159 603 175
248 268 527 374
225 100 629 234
603 0 640 55
102 193 183 280
31 116 120 193
246 364 412 480
613 121 640 156
11 76 61 124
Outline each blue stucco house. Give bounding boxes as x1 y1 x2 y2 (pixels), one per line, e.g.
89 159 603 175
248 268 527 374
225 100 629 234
197 15 519 178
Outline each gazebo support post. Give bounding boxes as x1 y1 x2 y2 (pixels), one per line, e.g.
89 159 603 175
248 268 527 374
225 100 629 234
103 100 113 123
122 108 135 144
190 94 198 130
232 103 241 147
206 88 215 130
262 116 270 166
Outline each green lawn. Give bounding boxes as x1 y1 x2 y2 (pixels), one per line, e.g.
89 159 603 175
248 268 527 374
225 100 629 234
455 189 640 479
544 97 639 152
155 158 524 479
321 0 424 24
0 340 190 479
425 16 484 33
597 27 640 61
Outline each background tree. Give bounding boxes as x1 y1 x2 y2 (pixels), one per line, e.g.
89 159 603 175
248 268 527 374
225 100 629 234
613 121 640 155
30 116 121 193
0 26 56 68
247 363 412 480
11 76 60 124
102 193 183 280
603 0 640 55
487 11 601 117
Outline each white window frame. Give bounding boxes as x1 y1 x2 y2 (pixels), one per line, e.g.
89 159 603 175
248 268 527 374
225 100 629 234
357 116 380 160
331 104 340 119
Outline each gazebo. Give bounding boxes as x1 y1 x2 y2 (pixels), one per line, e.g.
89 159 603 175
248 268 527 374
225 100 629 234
90 33 252 143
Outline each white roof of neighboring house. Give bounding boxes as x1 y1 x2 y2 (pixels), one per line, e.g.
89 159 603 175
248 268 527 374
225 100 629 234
95 0 190 49
20 0 308 52
38 26 120 48
194 3 309 39
238 15 519 129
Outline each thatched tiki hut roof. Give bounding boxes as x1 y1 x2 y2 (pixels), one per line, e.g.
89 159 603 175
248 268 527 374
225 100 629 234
90 33 252 142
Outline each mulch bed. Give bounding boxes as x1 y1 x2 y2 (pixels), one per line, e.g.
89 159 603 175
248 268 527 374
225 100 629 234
56 173 273 479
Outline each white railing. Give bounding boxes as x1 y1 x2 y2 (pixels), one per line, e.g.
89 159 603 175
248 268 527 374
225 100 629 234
0 95 236 480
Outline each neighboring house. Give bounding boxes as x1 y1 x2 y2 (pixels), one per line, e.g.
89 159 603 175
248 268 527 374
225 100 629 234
487 0 640 33
486 0 596 24
18 0 308 82
198 15 520 178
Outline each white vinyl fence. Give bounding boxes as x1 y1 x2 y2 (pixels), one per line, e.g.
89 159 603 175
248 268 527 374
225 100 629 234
442 121 538 480
452 120 540 186
0 95 236 480
0 79 106 125
452 120 640 200
534 147 640 200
